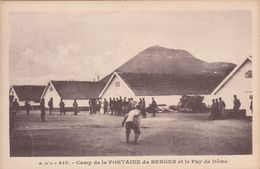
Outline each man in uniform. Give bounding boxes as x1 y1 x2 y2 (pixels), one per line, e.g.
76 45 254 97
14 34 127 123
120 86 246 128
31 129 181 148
103 98 108 114
25 100 31 115
97 99 102 113
249 95 253 114
218 97 226 119
59 99 66 115
122 105 141 144
122 97 128 116
141 98 146 118
12 99 19 116
48 98 53 115
115 98 119 115
151 97 158 117
210 99 217 120
73 99 79 115
129 98 137 111
40 98 46 122
233 95 241 118
108 98 112 114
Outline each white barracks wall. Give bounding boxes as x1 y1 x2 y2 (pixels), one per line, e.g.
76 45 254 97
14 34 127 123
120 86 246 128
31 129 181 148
62 99 90 108
214 60 252 115
102 75 134 99
136 95 182 107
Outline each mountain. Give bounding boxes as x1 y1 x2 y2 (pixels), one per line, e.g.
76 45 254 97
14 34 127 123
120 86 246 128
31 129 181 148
116 46 236 77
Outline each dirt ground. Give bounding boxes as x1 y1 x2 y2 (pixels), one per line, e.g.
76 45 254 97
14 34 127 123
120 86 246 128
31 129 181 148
10 110 252 156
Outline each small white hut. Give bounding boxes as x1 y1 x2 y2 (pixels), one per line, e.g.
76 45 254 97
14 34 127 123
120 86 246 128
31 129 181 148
41 80 106 108
9 85 46 106
209 56 252 116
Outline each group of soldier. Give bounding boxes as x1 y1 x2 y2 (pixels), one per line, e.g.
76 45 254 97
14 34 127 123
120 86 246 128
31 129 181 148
36 96 158 122
91 97 158 117
210 95 243 120
210 97 226 120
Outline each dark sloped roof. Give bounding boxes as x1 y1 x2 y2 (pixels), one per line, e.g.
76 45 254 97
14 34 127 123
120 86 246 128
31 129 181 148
51 81 106 99
100 73 113 83
117 72 225 96
12 85 45 102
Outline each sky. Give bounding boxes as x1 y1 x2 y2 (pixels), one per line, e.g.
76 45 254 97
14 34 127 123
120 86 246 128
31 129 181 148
9 10 252 85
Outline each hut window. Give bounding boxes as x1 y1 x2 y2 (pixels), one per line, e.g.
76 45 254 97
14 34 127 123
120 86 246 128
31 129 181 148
115 81 120 87
49 86 53 91
245 70 252 78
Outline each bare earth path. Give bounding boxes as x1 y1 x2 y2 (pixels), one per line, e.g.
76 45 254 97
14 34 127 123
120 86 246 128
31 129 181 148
10 110 252 156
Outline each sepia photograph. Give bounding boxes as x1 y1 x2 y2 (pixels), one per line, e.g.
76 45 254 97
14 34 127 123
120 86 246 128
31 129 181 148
1 1 259 169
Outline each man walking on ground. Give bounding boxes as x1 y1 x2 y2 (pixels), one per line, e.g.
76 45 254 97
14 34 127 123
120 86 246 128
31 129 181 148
40 98 46 122
48 98 53 115
233 95 241 118
122 105 141 144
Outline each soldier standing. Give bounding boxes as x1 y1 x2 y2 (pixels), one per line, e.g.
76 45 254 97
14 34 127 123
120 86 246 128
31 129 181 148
210 99 217 120
97 99 102 113
59 99 66 115
129 98 136 111
233 95 241 118
103 99 108 114
40 98 46 122
122 97 128 115
111 98 116 115
115 98 119 115
215 99 220 119
12 99 19 116
73 99 79 115
89 99 93 115
48 98 53 115
138 98 142 108
25 100 31 115
151 97 158 117
142 98 146 118
218 97 226 119
108 98 111 113
249 95 253 114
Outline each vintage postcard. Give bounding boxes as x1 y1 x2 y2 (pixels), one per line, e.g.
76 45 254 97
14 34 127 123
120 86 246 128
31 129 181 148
0 1 259 169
